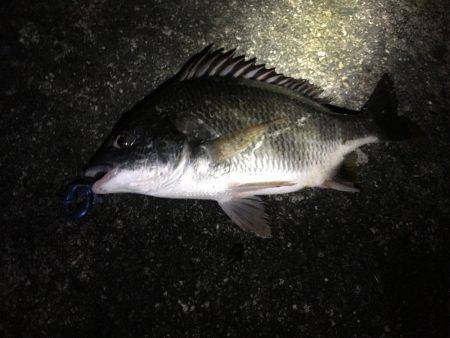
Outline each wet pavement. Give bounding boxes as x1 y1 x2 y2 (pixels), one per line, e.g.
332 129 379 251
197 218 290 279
1 0 449 336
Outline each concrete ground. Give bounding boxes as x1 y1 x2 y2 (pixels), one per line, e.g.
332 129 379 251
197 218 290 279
1 0 449 336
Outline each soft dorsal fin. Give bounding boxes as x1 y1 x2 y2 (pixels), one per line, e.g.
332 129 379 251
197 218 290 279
176 44 328 103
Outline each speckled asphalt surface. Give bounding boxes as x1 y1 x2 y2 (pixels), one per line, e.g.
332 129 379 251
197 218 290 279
1 0 449 336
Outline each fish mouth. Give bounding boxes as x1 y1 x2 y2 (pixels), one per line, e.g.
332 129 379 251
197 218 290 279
84 164 117 194
84 165 113 178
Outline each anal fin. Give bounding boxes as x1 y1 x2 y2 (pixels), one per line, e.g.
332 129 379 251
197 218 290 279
320 151 360 193
218 197 271 238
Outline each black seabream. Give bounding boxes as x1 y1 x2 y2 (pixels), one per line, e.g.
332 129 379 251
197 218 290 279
83 45 422 237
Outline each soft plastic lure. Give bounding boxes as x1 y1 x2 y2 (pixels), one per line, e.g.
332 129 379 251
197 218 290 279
64 180 98 219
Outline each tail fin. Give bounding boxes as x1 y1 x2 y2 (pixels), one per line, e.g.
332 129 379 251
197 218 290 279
363 74 423 141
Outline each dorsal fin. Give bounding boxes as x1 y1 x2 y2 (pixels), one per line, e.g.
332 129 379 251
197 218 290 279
176 44 329 103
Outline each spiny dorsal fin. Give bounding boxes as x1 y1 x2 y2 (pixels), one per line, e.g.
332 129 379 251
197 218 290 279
176 44 329 103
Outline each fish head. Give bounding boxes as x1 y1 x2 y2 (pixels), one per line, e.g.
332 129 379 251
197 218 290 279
84 117 186 195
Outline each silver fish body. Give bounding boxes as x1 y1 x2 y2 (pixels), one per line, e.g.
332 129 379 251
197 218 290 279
84 46 421 237
146 77 374 200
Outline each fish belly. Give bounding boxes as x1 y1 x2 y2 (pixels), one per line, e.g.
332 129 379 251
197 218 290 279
153 136 377 200
221 161 334 197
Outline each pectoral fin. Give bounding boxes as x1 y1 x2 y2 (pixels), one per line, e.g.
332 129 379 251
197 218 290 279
218 197 271 238
204 118 286 162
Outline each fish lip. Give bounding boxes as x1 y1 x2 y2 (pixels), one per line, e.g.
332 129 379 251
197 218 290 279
84 165 114 178
91 168 119 194
84 164 118 194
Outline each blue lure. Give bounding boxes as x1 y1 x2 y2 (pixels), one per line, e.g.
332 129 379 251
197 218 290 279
64 180 101 219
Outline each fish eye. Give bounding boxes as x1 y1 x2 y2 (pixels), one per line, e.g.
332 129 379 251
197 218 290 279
113 134 134 149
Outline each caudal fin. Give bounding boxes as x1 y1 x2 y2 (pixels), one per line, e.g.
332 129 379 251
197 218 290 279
363 74 423 141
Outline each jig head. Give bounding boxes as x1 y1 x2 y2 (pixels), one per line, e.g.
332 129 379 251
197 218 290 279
64 180 98 219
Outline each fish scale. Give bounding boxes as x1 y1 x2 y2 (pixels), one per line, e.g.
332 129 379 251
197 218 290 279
141 79 352 202
157 78 352 177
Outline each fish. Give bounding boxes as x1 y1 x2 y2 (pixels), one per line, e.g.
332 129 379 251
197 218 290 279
82 45 422 238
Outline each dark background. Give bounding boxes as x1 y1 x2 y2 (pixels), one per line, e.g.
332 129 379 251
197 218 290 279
1 0 449 336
